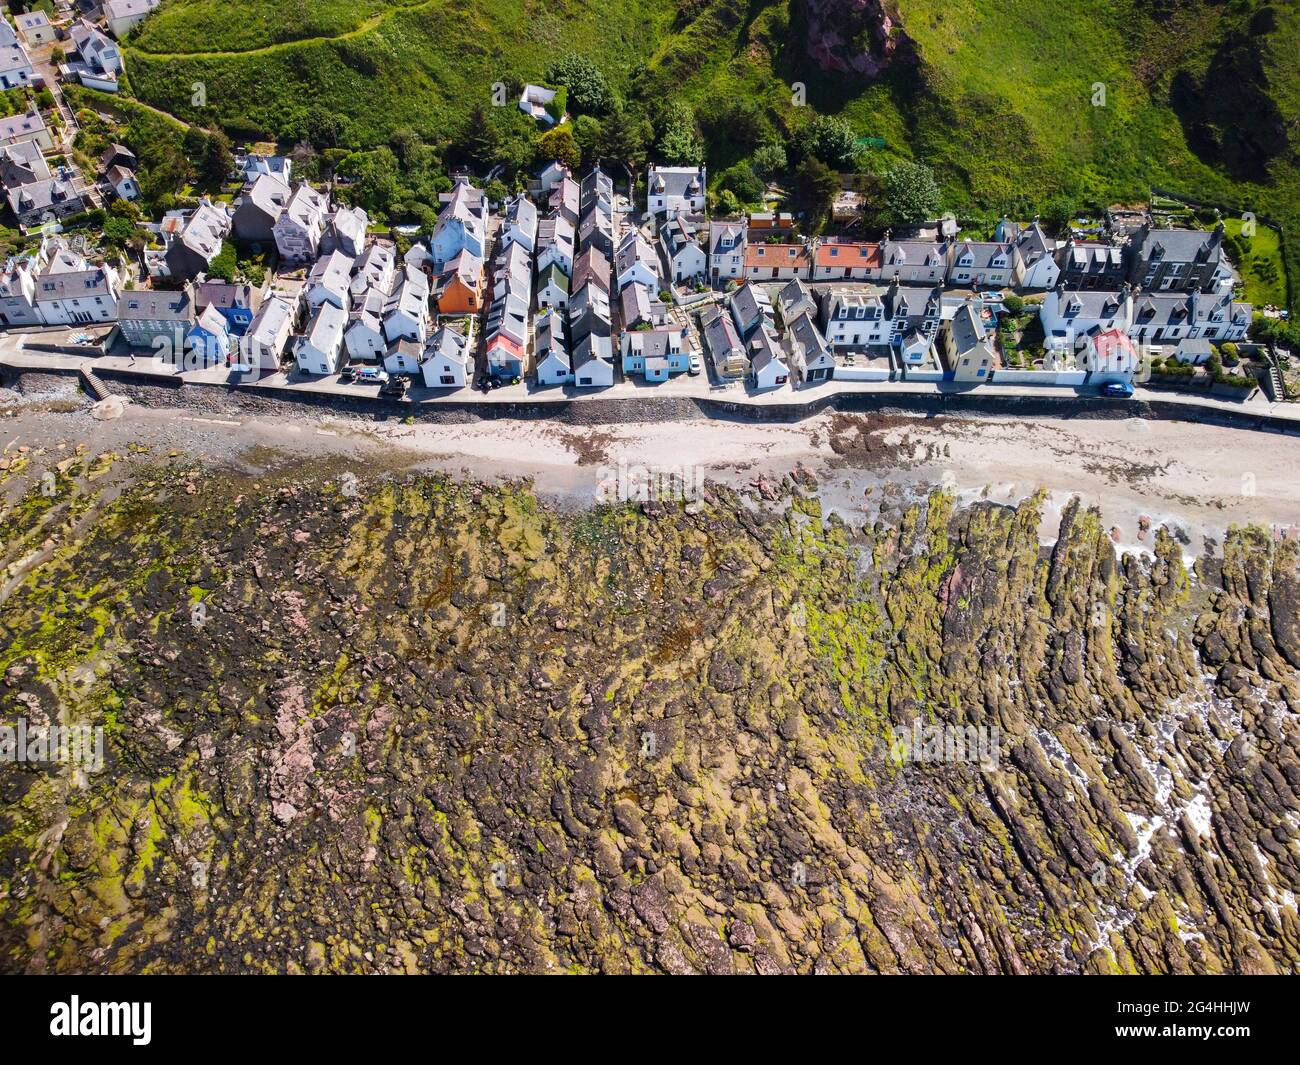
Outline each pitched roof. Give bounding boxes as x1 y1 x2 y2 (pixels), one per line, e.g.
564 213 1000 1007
814 241 881 269
744 243 810 269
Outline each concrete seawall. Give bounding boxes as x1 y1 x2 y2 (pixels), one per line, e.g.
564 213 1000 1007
4 357 1299 435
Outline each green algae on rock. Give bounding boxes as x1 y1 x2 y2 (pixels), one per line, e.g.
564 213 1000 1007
1 454 1297 974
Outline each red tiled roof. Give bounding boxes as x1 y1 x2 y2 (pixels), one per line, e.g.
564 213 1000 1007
745 244 809 268
814 241 882 268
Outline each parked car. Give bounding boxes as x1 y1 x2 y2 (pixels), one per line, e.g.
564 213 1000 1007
687 353 702 376
1101 381 1134 398
354 366 388 385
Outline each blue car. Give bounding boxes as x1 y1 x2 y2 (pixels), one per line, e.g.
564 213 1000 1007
1101 381 1134 398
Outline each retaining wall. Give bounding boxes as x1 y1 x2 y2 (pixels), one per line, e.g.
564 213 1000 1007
4 356 1300 435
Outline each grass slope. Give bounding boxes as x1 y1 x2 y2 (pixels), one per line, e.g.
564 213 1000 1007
123 0 1298 308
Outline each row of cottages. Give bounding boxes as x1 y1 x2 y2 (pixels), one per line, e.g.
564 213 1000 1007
817 280 944 353
232 175 367 262
427 178 488 319
646 165 706 219
485 233 531 380
727 280 784 390
1011 221 1235 295
291 238 429 376
1038 283 1252 352
111 277 286 368
771 279 833 387
813 237 1016 288
430 177 487 269
569 246 615 388
529 164 618 387
736 231 1067 291
616 226 671 378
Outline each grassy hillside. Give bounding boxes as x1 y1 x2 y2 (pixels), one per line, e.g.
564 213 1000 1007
122 0 1298 308
125 0 674 143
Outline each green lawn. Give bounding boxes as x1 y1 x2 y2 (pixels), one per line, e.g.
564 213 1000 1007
1222 217 1287 311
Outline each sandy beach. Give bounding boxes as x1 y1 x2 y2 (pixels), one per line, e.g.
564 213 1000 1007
4 393 1300 557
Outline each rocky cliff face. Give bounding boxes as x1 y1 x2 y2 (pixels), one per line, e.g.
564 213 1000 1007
1 441 1298 973
795 0 907 78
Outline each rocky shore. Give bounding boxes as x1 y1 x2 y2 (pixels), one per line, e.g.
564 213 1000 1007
0 428 1297 973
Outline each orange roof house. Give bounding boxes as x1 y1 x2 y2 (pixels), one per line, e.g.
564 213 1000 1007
813 240 882 279
744 242 811 279
436 250 484 315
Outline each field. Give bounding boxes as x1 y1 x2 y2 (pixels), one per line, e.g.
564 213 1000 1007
119 0 1300 309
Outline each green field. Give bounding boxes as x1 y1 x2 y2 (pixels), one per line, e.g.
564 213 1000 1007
120 0 1299 309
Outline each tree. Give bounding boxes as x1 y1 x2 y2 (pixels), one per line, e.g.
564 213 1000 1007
461 103 502 169
102 215 136 247
793 156 838 224
697 98 768 154
718 163 765 206
545 54 613 116
1040 194 1079 234
797 114 862 170
600 103 647 169
537 125 580 172
337 147 400 218
207 241 238 283
654 101 703 166
883 161 942 224
571 114 603 167
389 128 422 168
751 142 787 179
202 129 234 187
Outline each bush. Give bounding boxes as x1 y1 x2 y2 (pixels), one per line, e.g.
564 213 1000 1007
751 142 787 180
796 114 862 170
883 162 942 224
545 55 613 116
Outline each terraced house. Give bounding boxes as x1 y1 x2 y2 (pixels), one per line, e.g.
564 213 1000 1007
429 178 487 270
1126 222 1232 294
32 249 120 326
946 240 1012 288
709 221 745 284
812 240 881 281
745 242 811 281
117 284 199 352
